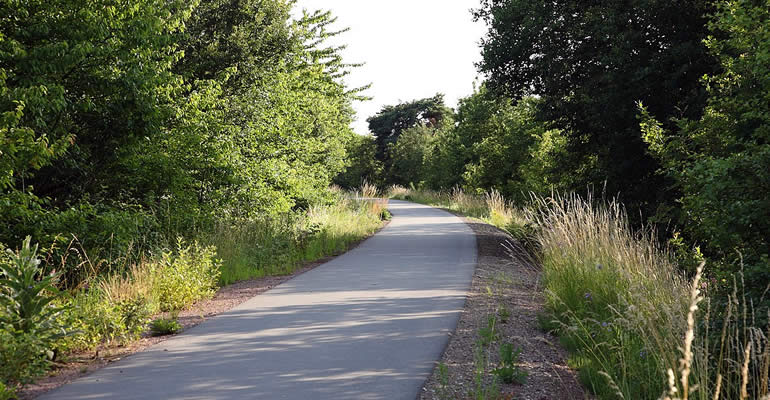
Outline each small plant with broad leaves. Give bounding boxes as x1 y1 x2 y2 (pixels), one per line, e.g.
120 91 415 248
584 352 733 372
492 342 527 384
478 314 498 347
150 316 182 336
0 237 74 387
0 237 74 348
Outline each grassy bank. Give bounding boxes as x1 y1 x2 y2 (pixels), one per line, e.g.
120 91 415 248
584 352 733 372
0 189 387 396
390 186 770 399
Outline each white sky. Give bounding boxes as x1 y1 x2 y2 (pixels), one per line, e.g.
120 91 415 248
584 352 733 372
293 1 488 135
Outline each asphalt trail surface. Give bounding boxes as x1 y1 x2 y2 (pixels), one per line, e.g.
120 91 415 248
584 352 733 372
41 200 476 400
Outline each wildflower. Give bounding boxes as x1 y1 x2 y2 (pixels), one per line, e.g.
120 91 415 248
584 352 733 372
639 350 647 359
584 292 592 300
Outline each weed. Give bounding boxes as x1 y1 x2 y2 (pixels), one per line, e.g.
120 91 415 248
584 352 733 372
153 240 221 312
0 381 15 400
491 343 527 384
498 306 511 324
479 314 498 347
150 316 182 336
470 342 501 400
436 362 452 400
0 237 72 339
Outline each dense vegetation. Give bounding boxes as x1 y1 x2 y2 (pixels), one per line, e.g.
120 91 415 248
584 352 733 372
2 0 768 398
0 0 386 395
346 0 769 398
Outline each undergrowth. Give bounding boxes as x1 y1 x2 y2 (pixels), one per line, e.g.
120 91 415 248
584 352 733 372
0 187 387 394
393 186 770 399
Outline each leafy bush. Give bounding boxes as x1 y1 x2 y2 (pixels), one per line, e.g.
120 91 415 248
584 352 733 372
0 327 47 387
0 381 15 400
150 317 182 336
57 288 152 350
153 241 221 312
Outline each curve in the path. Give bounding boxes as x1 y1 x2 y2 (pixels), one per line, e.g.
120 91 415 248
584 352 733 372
41 200 476 400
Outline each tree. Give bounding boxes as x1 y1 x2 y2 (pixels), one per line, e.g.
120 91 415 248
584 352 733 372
388 125 434 187
334 134 384 189
0 0 195 246
474 0 716 216
0 0 360 258
640 0 770 296
457 90 567 200
367 94 452 161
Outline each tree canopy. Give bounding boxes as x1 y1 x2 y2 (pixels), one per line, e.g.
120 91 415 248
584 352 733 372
474 0 717 215
0 0 358 259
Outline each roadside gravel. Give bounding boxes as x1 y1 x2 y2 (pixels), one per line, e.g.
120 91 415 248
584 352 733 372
419 219 588 400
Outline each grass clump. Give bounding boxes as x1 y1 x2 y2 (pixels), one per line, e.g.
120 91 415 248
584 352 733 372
212 190 385 285
532 194 770 399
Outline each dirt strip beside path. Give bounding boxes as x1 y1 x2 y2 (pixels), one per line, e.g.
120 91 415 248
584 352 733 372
419 219 589 400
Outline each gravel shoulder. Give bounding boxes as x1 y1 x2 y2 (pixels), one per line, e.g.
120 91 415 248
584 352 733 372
419 219 588 400
20 223 387 399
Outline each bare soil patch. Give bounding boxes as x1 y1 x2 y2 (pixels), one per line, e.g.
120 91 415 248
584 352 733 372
19 223 387 399
419 219 588 400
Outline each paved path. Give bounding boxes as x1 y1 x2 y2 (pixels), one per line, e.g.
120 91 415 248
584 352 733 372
42 200 477 400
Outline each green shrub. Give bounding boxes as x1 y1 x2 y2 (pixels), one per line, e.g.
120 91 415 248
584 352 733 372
150 317 182 336
0 237 74 383
153 240 221 312
0 327 47 387
58 289 151 349
0 381 15 400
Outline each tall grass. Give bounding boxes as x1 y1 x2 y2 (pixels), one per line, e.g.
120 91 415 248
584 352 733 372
390 186 770 399
210 193 385 285
1 187 388 393
531 194 770 399
388 186 533 246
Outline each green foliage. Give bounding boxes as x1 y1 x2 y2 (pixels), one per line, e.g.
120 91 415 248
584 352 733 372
150 317 182 336
491 343 526 384
153 241 221 312
470 343 500 400
367 93 452 160
640 0 770 301
59 289 150 349
387 125 434 186
213 195 383 285
0 237 75 387
478 314 499 348
0 381 15 400
0 327 47 387
0 0 361 291
474 0 717 218
0 237 71 344
372 87 567 201
459 92 567 201
497 306 510 324
335 134 384 189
